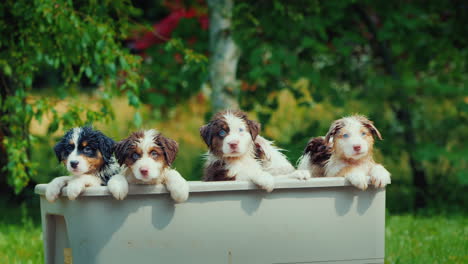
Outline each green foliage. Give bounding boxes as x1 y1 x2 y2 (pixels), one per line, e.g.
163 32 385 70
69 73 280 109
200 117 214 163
140 23 208 113
0 0 146 193
231 0 467 210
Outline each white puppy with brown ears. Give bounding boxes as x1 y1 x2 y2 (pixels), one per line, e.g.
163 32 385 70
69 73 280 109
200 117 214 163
200 110 297 192
107 129 189 203
297 115 391 190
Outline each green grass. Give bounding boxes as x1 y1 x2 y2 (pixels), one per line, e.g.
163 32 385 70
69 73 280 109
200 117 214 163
0 212 466 264
385 214 467 264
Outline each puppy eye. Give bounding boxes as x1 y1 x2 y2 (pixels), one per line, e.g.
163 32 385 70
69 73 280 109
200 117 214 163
150 151 158 157
361 132 366 136
343 133 349 138
239 128 244 132
218 130 227 137
83 146 92 154
67 144 74 151
132 153 141 160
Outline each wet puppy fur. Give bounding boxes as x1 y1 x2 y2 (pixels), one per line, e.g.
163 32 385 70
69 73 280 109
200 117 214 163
297 115 391 190
200 110 297 191
46 126 120 201
107 129 189 202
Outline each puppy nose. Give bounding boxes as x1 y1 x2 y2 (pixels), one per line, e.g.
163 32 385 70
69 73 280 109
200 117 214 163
228 140 239 149
353 145 361 152
70 160 79 169
140 167 149 176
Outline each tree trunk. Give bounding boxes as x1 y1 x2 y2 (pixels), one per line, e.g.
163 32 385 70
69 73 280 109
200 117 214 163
207 0 241 113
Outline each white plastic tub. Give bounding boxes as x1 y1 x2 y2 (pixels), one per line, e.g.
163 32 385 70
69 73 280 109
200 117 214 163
35 178 386 264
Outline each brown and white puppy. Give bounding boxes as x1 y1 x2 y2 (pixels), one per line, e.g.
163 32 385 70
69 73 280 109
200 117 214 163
297 115 391 190
200 110 297 192
107 129 189 203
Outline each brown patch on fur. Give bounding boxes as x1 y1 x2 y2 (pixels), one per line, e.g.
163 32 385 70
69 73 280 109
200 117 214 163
82 141 88 147
203 160 233 181
84 151 104 174
336 165 356 178
355 115 382 140
255 143 266 160
114 131 145 166
200 116 230 157
325 120 345 143
304 137 331 167
154 134 179 166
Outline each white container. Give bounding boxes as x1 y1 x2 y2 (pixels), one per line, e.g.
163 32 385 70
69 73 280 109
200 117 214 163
35 178 386 264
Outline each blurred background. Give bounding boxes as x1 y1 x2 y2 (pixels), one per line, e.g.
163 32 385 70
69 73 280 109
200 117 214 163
0 0 466 263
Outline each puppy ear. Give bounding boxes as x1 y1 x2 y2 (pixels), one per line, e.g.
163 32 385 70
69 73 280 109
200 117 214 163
99 135 115 164
113 138 132 165
200 124 212 147
325 120 344 143
156 135 179 166
247 119 260 140
357 116 382 140
53 140 65 163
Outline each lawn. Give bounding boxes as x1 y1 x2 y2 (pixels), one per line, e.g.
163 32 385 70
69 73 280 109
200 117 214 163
0 213 466 263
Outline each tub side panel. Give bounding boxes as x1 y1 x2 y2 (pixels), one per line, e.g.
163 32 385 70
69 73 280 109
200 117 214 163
56 187 385 264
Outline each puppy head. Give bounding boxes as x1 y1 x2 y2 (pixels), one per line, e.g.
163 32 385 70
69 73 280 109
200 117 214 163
54 126 114 176
114 129 178 182
200 110 260 158
325 115 382 161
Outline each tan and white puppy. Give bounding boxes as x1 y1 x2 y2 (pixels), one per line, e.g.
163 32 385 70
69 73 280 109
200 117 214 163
46 126 120 202
200 110 297 192
107 129 189 203
297 115 391 190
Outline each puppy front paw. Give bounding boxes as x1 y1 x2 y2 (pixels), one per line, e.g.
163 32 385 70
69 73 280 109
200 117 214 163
108 178 128 200
370 164 391 188
170 183 189 203
256 174 275 192
346 173 368 190
45 185 61 202
289 170 311 180
67 184 84 200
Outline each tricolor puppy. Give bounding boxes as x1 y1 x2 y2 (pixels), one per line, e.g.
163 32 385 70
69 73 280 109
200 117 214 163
297 115 391 190
107 129 189 203
45 126 120 202
200 110 297 192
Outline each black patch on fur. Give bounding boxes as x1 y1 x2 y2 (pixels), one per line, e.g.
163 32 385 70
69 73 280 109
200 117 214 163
155 134 179 166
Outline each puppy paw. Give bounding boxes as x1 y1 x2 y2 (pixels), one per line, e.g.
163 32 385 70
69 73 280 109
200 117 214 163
170 183 189 203
45 185 61 202
108 178 128 200
289 170 311 180
346 173 368 190
256 174 275 192
67 184 83 200
370 164 391 188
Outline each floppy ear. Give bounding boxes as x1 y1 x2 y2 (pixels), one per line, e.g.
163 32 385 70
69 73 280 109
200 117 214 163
200 124 212 147
358 117 383 140
156 135 179 166
113 138 132 165
99 135 115 164
247 119 260 140
325 120 344 143
53 140 65 163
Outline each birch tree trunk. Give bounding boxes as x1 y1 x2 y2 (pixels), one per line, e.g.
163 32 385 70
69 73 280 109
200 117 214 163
207 0 240 112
